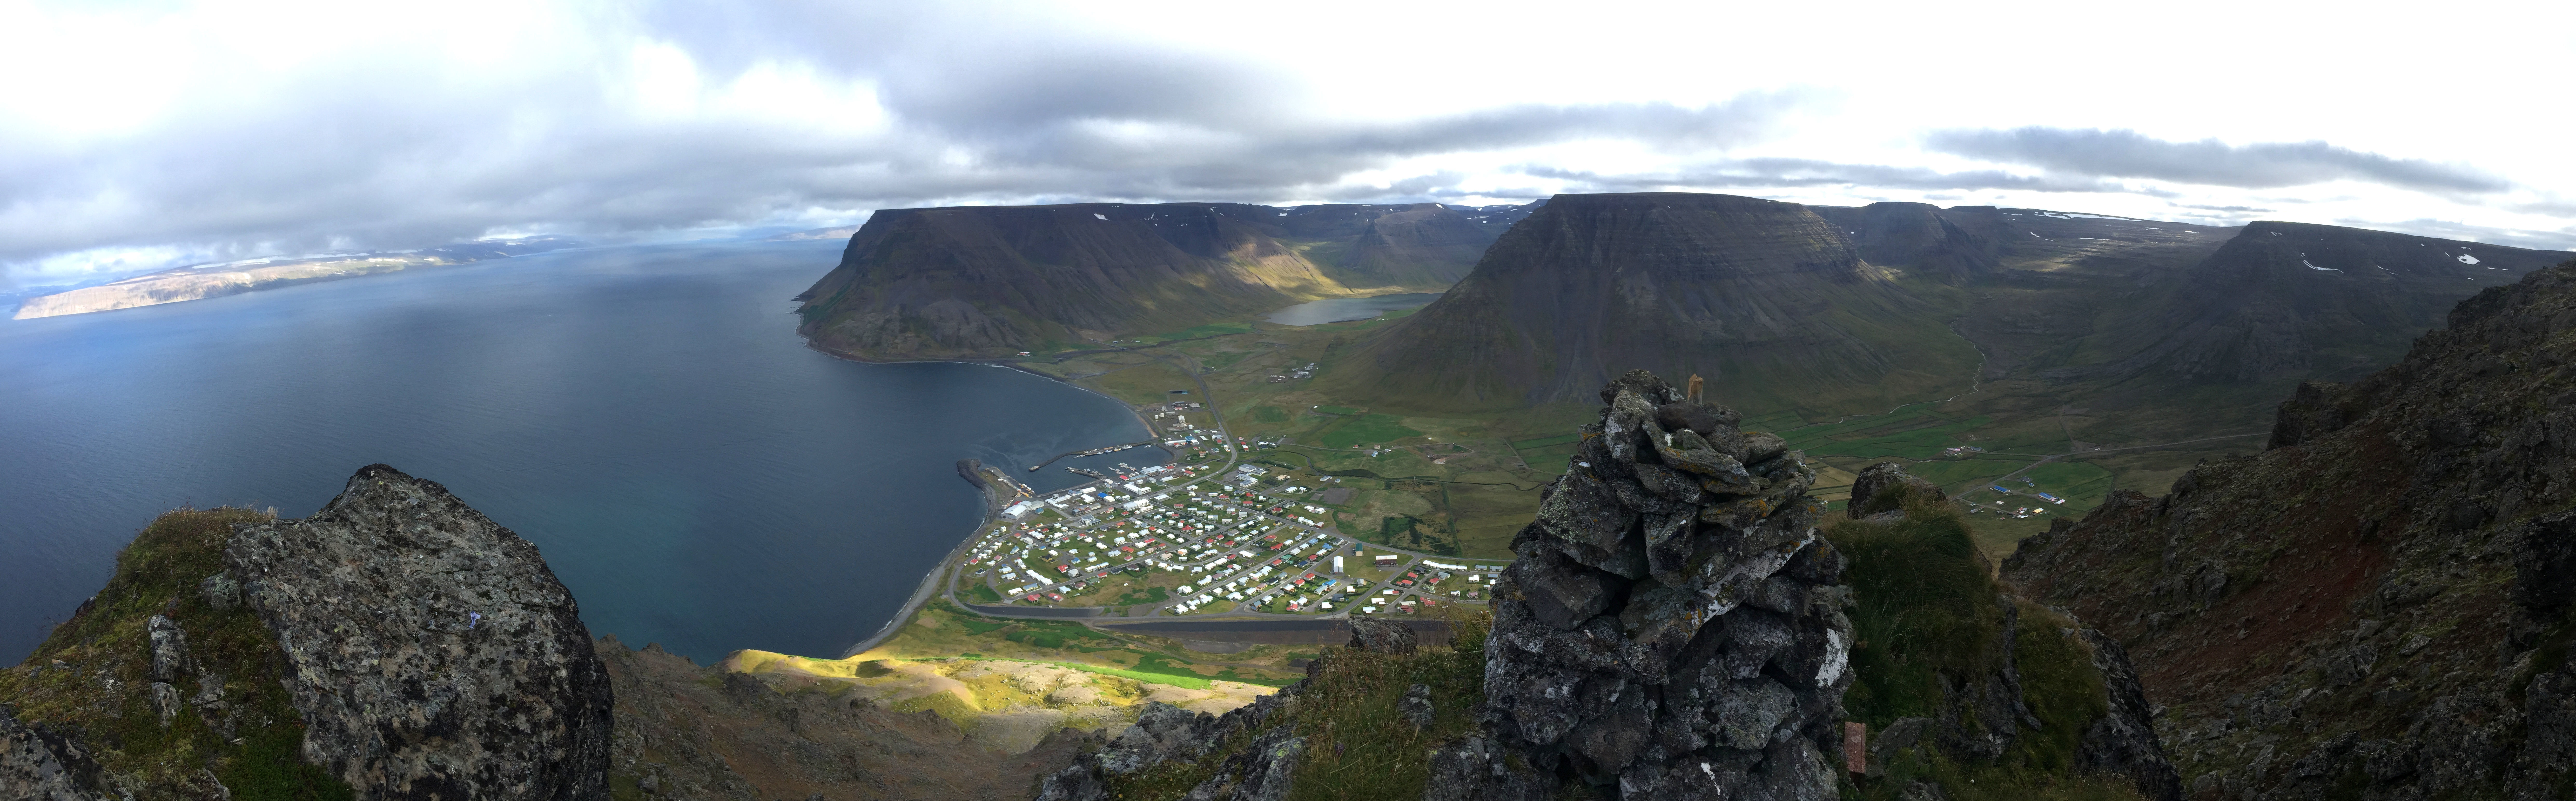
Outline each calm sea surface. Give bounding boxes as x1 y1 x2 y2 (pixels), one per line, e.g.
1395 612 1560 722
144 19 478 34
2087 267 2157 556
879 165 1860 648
0 240 1165 665
1262 293 1441 326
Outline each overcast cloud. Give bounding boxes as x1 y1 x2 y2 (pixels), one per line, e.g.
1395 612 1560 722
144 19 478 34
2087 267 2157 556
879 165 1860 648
4 1 2573 288
1922 128 2513 193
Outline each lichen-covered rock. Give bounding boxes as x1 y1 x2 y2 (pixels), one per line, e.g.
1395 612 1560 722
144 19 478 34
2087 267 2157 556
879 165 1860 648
1485 370 1851 798
0 707 110 801
1034 691 1298 801
1178 726 1305 801
225 464 614 800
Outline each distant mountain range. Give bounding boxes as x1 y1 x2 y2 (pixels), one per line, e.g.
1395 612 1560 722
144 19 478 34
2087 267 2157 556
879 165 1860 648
791 192 2567 423
792 201 1537 360
1323 193 1982 415
9 237 584 319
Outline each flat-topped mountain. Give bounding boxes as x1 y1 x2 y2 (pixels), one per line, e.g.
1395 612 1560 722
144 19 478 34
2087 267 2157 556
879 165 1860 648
2068 221 2567 385
793 201 1524 361
1323 192 1981 415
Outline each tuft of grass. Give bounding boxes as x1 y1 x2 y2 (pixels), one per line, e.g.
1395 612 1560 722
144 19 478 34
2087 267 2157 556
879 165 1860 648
1830 497 2141 801
1100 612 1499 801
1831 497 2005 725
0 507 355 801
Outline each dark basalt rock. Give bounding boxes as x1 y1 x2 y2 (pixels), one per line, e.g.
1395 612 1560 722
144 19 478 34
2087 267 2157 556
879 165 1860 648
2005 261 2576 800
1846 461 1946 520
1424 735 1552 801
1485 370 1849 798
1348 616 1421 655
226 464 614 800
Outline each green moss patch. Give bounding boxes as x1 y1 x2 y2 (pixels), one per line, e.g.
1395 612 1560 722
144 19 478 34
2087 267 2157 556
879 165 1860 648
0 508 354 801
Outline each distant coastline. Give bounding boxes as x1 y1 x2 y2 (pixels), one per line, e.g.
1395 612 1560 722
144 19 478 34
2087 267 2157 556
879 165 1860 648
11 237 581 319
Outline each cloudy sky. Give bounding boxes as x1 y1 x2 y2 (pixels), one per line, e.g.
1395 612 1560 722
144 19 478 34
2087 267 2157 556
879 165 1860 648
5 0 2572 288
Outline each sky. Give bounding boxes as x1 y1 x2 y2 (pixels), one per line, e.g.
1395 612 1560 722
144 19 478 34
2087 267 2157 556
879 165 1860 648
5 0 2574 288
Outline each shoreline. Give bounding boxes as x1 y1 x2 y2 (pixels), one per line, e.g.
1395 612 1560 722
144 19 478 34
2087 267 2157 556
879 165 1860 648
839 459 1023 658
808 329 1179 658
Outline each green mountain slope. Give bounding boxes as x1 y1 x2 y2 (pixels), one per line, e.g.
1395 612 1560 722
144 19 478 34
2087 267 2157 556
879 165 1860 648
1321 192 1983 418
793 201 1519 361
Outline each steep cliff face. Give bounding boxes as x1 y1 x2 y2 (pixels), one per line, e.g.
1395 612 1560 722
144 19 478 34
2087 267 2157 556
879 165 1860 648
793 201 1512 361
1328 193 1979 416
2003 260 2576 799
0 465 614 800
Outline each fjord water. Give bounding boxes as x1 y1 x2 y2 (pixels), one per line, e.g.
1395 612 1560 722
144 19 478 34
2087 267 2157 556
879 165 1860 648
1261 292 1441 326
0 240 1162 665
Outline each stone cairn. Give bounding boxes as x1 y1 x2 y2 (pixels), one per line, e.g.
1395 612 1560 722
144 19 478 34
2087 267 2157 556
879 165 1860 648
1485 370 1854 800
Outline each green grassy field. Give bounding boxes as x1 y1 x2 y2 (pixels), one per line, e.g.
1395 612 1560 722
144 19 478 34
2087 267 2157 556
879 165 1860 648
1312 413 1425 448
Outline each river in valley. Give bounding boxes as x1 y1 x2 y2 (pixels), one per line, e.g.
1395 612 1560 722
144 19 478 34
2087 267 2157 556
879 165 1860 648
0 239 1165 665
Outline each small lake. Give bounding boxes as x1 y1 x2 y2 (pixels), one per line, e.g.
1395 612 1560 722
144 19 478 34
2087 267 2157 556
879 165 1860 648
1262 293 1442 326
0 240 1162 665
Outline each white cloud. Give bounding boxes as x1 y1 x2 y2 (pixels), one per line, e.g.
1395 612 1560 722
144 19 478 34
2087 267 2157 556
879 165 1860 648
3 0 2574 287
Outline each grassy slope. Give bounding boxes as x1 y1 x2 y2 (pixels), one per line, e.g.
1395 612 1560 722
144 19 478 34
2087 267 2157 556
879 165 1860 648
0 508 352 801
1107 611 1496 801
1827 498 2147 801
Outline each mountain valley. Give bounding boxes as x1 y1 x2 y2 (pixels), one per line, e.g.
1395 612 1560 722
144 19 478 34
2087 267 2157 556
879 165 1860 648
12 189 2576 801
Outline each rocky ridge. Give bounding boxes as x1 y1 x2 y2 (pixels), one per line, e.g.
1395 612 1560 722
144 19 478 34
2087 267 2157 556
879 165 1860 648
2004 259 2576 799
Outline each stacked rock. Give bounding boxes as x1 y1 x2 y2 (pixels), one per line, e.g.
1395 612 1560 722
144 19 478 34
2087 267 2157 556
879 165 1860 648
1486 370 1854 800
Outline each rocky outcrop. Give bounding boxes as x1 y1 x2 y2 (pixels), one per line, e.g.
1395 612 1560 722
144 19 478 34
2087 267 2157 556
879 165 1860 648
1032 692 1299 801
0 707 109 801
2 467 615 801
1347 616 1419 655
225 464 615 799
1846 462 1945 520
2005 260 2576 799
1483 370 1852 798
1423 734 1553 801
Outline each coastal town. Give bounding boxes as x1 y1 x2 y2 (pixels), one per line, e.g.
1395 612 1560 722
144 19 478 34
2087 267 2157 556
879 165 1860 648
960 454 1506 619
939 396 1509 622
